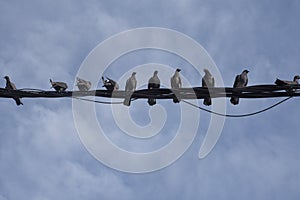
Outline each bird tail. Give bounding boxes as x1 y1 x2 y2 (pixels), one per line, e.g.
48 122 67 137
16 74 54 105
14 97 23 106
172 97 180 103
49 79 54 88
148 98 156 106
230 97 239 105
275 78 285 85
203 97 212 106
123 92 132 106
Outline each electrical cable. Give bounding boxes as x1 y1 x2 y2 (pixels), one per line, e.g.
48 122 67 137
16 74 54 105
181 96 293 117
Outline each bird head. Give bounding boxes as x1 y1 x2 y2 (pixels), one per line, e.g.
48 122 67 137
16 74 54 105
132 72 137 76
176 68 181 72
294 75 300 81
203 68 211 75
4 76 9 80
243 69 249 74
154 70 158 75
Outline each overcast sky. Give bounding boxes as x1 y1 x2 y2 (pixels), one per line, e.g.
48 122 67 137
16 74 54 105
1 0 300 199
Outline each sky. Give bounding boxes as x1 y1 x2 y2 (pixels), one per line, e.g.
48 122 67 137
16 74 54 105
1 0 300 199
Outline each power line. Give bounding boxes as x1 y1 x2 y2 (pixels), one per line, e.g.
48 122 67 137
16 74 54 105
1 85 299 117
1 84 300 99
181 97 293 118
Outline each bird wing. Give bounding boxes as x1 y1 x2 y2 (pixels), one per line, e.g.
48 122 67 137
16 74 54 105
244 76 248 86
125 79 130 91
132 77 137 90
202 76 207 87
148 77 155 89
233 75 241 88
106 77 117 85
212 77 215 87
178 76 182 88
170 76 175 88
10 82 17 90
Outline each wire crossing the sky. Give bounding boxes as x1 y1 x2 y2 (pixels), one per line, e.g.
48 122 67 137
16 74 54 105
1 84 298 118
181 97 293 117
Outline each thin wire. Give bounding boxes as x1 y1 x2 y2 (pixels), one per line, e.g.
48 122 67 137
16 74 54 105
72 96 124 104
181 96 293 118
19 88 133 104
19 88 46 92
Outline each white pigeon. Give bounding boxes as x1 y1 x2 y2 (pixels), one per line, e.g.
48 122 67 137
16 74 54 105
76 77 91 91
170 68 182 103
230 69 249 105
123 72 137 106
148 70 160 106
4 76 23 106
202 68 215 106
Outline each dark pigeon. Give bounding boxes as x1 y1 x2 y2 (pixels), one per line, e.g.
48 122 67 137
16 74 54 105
50 79 68 92
4 76 23 106
101 76 119 92
202 68 215 106
275 75 300 85
230 69 249 105
148 70 160 106
275 75 300 93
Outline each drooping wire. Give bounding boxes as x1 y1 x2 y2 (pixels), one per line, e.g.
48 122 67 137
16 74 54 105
72 96 125 104
181 96 293 118
16 87 295 114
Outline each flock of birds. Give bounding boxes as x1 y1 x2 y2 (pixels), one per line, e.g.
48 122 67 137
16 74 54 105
2 69 300 106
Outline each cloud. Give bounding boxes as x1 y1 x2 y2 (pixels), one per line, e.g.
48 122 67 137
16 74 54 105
1 0 300 199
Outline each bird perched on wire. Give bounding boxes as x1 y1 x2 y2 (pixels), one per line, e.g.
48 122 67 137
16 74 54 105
170 68 182 103
202 68 215 106
101 76 119 91
50 79 68 92
275 75 300 93
275 75 300 85
123 72 137 106
230 69 249 105
148 70 160 106
4 76 23 106
76 77 91 91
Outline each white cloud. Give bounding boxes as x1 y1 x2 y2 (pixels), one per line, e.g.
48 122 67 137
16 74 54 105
1 0 300 199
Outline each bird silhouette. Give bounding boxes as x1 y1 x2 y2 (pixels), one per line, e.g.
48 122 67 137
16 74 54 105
230 69 249 105
202 69 215 106
148 70 160 106
50 79 68 92
101 76 119 91
4 76 23 106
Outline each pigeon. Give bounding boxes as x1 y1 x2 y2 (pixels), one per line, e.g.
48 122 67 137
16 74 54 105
123 72 137 106
230 69 249 105
170 68 182 103
202 68 215 106
50 79 68 92
148 70 160 106
275 75 300 85
76 77 91 91
4 76 23 106
101 76 119 91
275 75 300 93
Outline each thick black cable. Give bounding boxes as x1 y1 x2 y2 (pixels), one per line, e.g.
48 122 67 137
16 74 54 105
181 96 293 117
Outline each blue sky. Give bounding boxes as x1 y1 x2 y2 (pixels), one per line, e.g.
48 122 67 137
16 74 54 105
1 0 300 199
